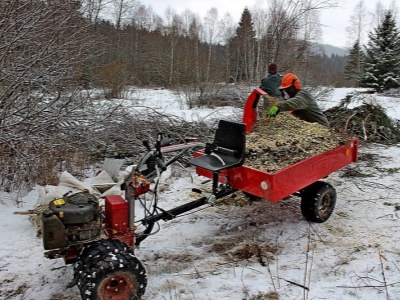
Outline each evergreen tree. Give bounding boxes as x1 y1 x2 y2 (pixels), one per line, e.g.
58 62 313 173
229 8 257 82
361 12 400 91
344 40 365 87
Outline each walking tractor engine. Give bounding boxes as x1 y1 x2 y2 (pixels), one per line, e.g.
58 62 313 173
42 192 102 260
40 176 149 299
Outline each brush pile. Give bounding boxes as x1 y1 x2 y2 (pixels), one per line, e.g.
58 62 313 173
324 102 400 144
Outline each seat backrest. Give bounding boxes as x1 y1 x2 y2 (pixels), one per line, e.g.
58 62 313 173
214 120 246 161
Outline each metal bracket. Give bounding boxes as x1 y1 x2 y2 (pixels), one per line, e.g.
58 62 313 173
206 194 217 205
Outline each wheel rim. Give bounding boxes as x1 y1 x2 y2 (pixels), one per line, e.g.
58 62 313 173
100 273 137 300
318 192 334 219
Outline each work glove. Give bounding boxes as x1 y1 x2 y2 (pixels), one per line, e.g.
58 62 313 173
267 106 279 117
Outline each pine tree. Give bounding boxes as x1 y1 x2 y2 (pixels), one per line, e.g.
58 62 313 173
344 40 365 87
229 8 257 82
361 11 400 92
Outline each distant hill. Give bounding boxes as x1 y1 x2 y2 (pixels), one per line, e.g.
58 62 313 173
311 43 349 57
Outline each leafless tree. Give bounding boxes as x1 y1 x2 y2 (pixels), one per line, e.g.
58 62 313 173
389 0 399 19
130 3 161 31
252 0 337 84
81 0 111 25
251 6 270 81
0 0 103 193
296 1 322 83
346 0 370 47
203 8 218 82
112 0 140 30
181 10 202 85
166 9 183 86
372 0 399 28
217 13 237 82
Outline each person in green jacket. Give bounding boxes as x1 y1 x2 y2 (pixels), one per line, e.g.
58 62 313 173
259 63 282 108
267 73 329 127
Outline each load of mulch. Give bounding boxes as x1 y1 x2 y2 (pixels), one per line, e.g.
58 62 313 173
245 112 351 173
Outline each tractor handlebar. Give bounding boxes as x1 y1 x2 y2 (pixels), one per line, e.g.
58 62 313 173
156 157 167 171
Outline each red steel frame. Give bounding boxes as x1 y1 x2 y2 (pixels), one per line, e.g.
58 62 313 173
195 88 358 202
104 195 134 247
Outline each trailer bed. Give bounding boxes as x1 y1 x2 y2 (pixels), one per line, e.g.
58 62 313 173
194 137 358 202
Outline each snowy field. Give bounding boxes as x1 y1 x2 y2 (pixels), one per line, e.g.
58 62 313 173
1 87 400 300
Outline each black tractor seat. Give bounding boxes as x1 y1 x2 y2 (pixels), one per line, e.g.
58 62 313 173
189 119 246 193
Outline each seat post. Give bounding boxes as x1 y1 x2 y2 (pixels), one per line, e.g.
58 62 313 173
212 171 219 194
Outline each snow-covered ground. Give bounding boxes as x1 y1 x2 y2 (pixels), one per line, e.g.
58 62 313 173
1 87 400 300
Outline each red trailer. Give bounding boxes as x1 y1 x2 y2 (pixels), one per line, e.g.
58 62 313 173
192 88 358 222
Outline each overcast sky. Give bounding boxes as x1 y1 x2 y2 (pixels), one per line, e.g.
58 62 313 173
144 0 397 48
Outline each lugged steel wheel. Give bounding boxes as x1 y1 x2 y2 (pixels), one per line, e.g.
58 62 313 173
76 252 146 300
300 181 336 223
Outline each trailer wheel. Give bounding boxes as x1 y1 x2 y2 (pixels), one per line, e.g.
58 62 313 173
300 181 336 223
243 192 261 201
76 252 147 300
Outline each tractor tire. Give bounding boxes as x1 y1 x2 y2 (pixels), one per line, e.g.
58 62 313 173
74 239 134 279
300 181 336 223
76 251 147 300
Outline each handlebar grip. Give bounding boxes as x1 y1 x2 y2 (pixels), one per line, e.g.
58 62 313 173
156 158 167 171
143 140 151 151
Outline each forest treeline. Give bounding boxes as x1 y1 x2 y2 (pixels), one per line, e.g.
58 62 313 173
85 0 350 96
0 0 350 99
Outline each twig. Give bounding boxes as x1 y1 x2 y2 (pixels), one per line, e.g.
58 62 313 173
361 117 369 141
376 214 396 220
343 112 357 132
51 266 68 271
303 225 314 300
256 244 277 292
241 265 249 299
393 261 400 272
303 227 310 299
351 180 367 192
275 231 282 289
245 267 265 274
362 180 393 189
378 249 390 299
308 223 326 243
338 283 399 288
282 278 309 290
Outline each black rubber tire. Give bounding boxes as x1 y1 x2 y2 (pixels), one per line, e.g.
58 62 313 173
300 181 336 223
77 251 147 300
74 239 134 279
